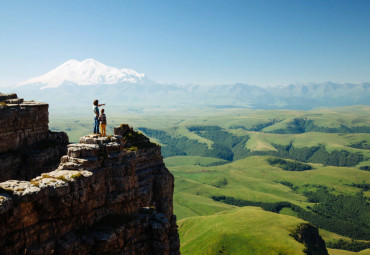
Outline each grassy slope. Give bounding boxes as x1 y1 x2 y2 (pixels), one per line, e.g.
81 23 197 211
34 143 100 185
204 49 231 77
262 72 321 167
179 207 370 254
328 249 370 255
167 126 214 149
242 131 370 151
168 155 370 250
165 156 227 167
178 207 308 255
229 130 370 166
168 155 369 221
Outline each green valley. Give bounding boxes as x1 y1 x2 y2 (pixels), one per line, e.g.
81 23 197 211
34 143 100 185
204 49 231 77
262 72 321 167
51 106 370 254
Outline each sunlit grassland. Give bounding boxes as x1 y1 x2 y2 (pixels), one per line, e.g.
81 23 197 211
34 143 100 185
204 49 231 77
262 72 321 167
178 207 307 255
164 156 227 167
169 155 370 253
328 248 370 255
168 155 370 220
165 126 214 149
229 130 370 153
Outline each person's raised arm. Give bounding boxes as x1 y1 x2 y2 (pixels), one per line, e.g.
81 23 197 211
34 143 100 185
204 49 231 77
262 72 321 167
98 103 105 107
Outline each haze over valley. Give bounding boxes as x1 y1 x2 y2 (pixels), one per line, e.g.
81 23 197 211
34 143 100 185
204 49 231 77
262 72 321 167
6 58 370 114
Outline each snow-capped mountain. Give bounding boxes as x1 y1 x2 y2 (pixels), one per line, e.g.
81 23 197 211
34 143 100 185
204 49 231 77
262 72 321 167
17 59 146 89
7 58 369 111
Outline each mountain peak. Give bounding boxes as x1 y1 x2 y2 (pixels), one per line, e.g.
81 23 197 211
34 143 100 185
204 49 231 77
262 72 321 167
18 59 145 89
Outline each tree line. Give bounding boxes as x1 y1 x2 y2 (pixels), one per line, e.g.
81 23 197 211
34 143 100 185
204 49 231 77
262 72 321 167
267 157 313 171
139 127 365 167
212 186 370 241
268 118 370 134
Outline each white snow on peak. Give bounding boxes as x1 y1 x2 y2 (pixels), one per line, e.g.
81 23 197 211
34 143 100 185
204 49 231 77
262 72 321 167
18 58 145 89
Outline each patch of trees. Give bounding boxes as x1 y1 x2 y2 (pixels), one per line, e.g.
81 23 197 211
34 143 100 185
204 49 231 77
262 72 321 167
195 161 229 167
229 125 248 130
269 142 319 162
229 119 281 132
300 187 370 240
187 126 222 132
212 188 370 240
267 157 313 171
347 183 370 191
360 166 370 171
302 188 370 234
270 143 364 167
348 140 370 150
211 177 228 188
211 195 292 213
193 128 251 160
269 118 370 134
350 126 370 133
276 181 299 191
290 223 328 255
308 146 364 166
326 239 370 252
138 128 235 160
278 181 293 187
194 129 244 148
231 136 251 160
208 144 234 161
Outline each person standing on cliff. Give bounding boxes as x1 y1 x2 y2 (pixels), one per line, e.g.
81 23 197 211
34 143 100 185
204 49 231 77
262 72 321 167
93 99 105 134
99 109 107 137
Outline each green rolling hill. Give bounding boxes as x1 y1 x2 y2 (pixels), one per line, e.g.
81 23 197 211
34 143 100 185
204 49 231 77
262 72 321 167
178 207 326 255
51 106 370 254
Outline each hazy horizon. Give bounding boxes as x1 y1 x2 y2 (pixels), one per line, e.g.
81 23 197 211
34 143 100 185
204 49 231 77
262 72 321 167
2 58 369 90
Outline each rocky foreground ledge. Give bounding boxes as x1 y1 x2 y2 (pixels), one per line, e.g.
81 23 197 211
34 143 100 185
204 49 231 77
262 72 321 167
0 93 69 182
0 124 180 255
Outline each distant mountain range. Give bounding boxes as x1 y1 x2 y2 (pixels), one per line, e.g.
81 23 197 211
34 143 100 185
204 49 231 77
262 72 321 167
6 59 370 111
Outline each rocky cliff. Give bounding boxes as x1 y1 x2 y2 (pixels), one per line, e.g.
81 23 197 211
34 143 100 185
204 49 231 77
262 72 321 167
0 94 180 254
0 93 68 182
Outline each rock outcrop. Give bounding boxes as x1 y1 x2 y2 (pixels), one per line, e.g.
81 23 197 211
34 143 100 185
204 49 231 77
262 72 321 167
0 93 68 182
0 95 180 254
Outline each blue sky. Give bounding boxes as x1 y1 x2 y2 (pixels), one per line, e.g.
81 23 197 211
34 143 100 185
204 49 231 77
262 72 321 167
0 0 369 87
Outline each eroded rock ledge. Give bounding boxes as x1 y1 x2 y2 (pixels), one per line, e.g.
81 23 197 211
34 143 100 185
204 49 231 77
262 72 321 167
0 124 180 255
0 93 68 182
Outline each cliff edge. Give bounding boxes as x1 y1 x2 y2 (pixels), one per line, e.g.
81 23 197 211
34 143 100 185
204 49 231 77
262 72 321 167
0 93 68 182
0 94 180 255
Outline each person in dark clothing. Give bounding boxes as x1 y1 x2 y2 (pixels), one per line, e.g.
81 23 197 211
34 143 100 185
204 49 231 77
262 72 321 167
99 108 107 137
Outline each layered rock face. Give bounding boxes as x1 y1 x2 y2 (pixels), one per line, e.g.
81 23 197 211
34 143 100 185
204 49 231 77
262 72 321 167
0 123 180 254
0 93 68 182
0 93 49 153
